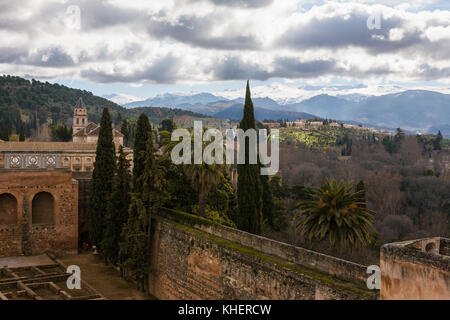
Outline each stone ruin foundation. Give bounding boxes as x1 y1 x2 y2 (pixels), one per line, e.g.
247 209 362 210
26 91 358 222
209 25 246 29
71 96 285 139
0 254 104 300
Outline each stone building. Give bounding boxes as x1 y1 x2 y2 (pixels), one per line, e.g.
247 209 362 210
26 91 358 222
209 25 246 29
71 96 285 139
0 170 78 257
0 99 132 173
381 237 449 300
72 98 124 146
0 141 132 173
0 98 133 256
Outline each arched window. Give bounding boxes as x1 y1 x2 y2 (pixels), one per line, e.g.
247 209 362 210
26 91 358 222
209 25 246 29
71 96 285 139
425 242 436 253
0 193 18 225
32 192 54 225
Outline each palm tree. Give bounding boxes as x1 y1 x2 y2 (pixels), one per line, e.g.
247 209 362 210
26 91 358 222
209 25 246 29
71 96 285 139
184 162 223 217
295 179 375 250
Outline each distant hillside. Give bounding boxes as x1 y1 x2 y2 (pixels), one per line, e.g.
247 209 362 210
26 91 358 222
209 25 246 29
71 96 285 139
0 75 124 132
212 103 316 121
124 92 226 109
288 91 450 137
120 92 318 121
119 89 450 137
0 75 214 137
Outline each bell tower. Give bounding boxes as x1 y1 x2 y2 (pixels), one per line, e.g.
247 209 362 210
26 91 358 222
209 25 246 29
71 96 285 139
73 97 88 134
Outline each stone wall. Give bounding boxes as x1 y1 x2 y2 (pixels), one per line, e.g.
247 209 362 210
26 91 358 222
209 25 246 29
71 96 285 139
148 209 377 300
381 238 450 300
0 169 78 257
0 142 133 174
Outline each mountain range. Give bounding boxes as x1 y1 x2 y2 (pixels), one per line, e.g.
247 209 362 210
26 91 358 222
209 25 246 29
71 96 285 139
118 90 450 136
123 94 317 122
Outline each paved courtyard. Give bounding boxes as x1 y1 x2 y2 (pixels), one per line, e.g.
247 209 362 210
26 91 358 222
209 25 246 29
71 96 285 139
0 253 155 300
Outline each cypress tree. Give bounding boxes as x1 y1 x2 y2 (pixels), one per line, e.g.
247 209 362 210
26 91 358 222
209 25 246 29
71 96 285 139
434 130 443 150
1 127 9 141
133 113 151 192
102 146 132 265
356 180 367 209
120 197 148 290
121 120 129 147
260 174 275 228
88 108 116 250
19 123 25 141
237 81 263 234
120 131 167 291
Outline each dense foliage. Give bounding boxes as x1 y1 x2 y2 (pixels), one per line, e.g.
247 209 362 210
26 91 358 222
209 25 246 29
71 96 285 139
102 146 132 265
120 131 168 291
0 75 210 141
272 131 450 264
87 108 116 249
133 114 152 191
295 179 375 250
237 81 263 234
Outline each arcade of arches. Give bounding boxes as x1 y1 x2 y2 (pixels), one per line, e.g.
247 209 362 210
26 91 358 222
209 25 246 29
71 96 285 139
0 170 78 257
0 193 17 225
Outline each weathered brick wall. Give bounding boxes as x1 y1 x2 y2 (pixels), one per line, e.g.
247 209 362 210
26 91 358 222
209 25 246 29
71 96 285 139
0 170 78 257
148 209 377 300
72 174 91 245
381 238 450 300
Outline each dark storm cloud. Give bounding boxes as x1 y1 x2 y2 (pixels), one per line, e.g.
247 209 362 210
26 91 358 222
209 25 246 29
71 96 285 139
74 1 142 30
213 56 339 81
0 47 28 64
147 14 260 50
273 57 338 78
27 47 75 67
278 13 427 55
213 56 272 80
212 56 394 81
416 64 450 80
0 47 76 67
81 55 182 83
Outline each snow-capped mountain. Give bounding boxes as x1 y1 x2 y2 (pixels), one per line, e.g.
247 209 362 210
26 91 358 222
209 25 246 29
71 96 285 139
103 93 144 105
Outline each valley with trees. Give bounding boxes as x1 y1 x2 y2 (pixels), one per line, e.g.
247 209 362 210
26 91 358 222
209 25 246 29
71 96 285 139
83 80 449 292
1 75 448 271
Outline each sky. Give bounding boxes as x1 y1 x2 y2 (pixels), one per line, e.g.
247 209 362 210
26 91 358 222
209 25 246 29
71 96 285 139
0 0 449 103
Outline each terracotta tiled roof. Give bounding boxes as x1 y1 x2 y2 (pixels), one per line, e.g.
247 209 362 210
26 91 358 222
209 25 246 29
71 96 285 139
73 122 124 137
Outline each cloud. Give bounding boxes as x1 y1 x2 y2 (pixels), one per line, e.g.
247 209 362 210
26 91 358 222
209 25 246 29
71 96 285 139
416 63 450 79
212 55 393 81
213 56 272 80
278 10 430 55
81 54 182 83
27 47 76 67
0 0 449 85
212 56 338 81
191 0 274 8
146 13 260 50
0 47 28 64
273 57 339 78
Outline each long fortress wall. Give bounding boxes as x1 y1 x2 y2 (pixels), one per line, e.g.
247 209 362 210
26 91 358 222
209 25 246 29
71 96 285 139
148 209 378 300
